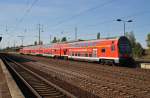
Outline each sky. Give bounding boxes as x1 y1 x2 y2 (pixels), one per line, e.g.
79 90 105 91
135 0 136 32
0 0 150 48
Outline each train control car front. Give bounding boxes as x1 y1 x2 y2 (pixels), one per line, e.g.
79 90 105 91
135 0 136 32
118 36 134 66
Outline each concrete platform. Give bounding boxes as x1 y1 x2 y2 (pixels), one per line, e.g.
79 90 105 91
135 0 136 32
140 63 150 69
0 59 24 98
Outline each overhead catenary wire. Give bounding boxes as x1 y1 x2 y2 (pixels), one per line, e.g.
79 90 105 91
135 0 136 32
85 10 150 28
5 0 39 47
10 0 39 34
18 0 39 24
48 0 117 38
52 0 116 29
4 0 150 47
75 10 150 39
50 9 150 42
50 0 150 36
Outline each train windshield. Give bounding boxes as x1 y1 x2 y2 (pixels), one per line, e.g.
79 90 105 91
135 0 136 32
119 43 132 54
118 37 132 55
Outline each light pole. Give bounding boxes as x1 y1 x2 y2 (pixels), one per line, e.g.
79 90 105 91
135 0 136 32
38 24 44 45
116 19 133 36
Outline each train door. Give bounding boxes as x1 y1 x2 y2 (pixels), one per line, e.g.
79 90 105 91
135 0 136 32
92 49 97 57
111 44 115 57
64 49 67 55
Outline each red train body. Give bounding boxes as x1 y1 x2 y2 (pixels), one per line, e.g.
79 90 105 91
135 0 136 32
20 36 133 64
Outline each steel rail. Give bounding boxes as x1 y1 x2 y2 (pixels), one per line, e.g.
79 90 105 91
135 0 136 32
2 56 77 98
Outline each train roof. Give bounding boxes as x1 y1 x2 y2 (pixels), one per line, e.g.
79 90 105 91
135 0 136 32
55 36 120 44
73 37 118 43
22 36 125 49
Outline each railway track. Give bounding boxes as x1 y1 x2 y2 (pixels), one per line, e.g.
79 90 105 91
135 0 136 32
24 61 150 98
1 56 76 98
16 54 150 82
2 53 150 98
135 58 150 63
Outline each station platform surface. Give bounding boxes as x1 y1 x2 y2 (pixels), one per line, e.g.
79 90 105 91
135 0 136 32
0 59 24 98
140 63 150 69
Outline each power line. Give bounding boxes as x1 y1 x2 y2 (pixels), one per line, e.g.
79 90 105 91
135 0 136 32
121 10 150 19
18 0 39 24
5 0 39 47
75 10 150 39
48 0 117 39
11 0 39 34
52 0 116 28
85 10 150 28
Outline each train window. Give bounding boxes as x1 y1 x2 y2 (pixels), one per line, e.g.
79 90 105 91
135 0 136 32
64 49 67 55
75 53 78 56
89 53 92 57
101 48 105 53
85 53 88 57
78 53 80 56
81 53 84 57
72 52 74 56
111 45 115 51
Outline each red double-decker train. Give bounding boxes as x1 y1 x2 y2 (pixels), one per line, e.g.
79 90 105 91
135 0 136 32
20 36 133 65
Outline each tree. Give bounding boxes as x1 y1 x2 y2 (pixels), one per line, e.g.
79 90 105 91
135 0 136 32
133 42 144 57
147 33 150 49
61 37 67 42
52 37 57 43
125 32 136 47
126 31 144 58
97 32 100 39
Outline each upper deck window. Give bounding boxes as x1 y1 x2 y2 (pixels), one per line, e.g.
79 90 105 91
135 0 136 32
101 48 105 53
78 53 80 56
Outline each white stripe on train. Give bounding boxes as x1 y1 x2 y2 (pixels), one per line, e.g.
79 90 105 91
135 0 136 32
68 56 119 63
25 53 119 63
